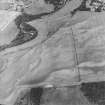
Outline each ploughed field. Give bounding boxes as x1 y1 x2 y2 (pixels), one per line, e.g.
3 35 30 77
14 82 105 105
